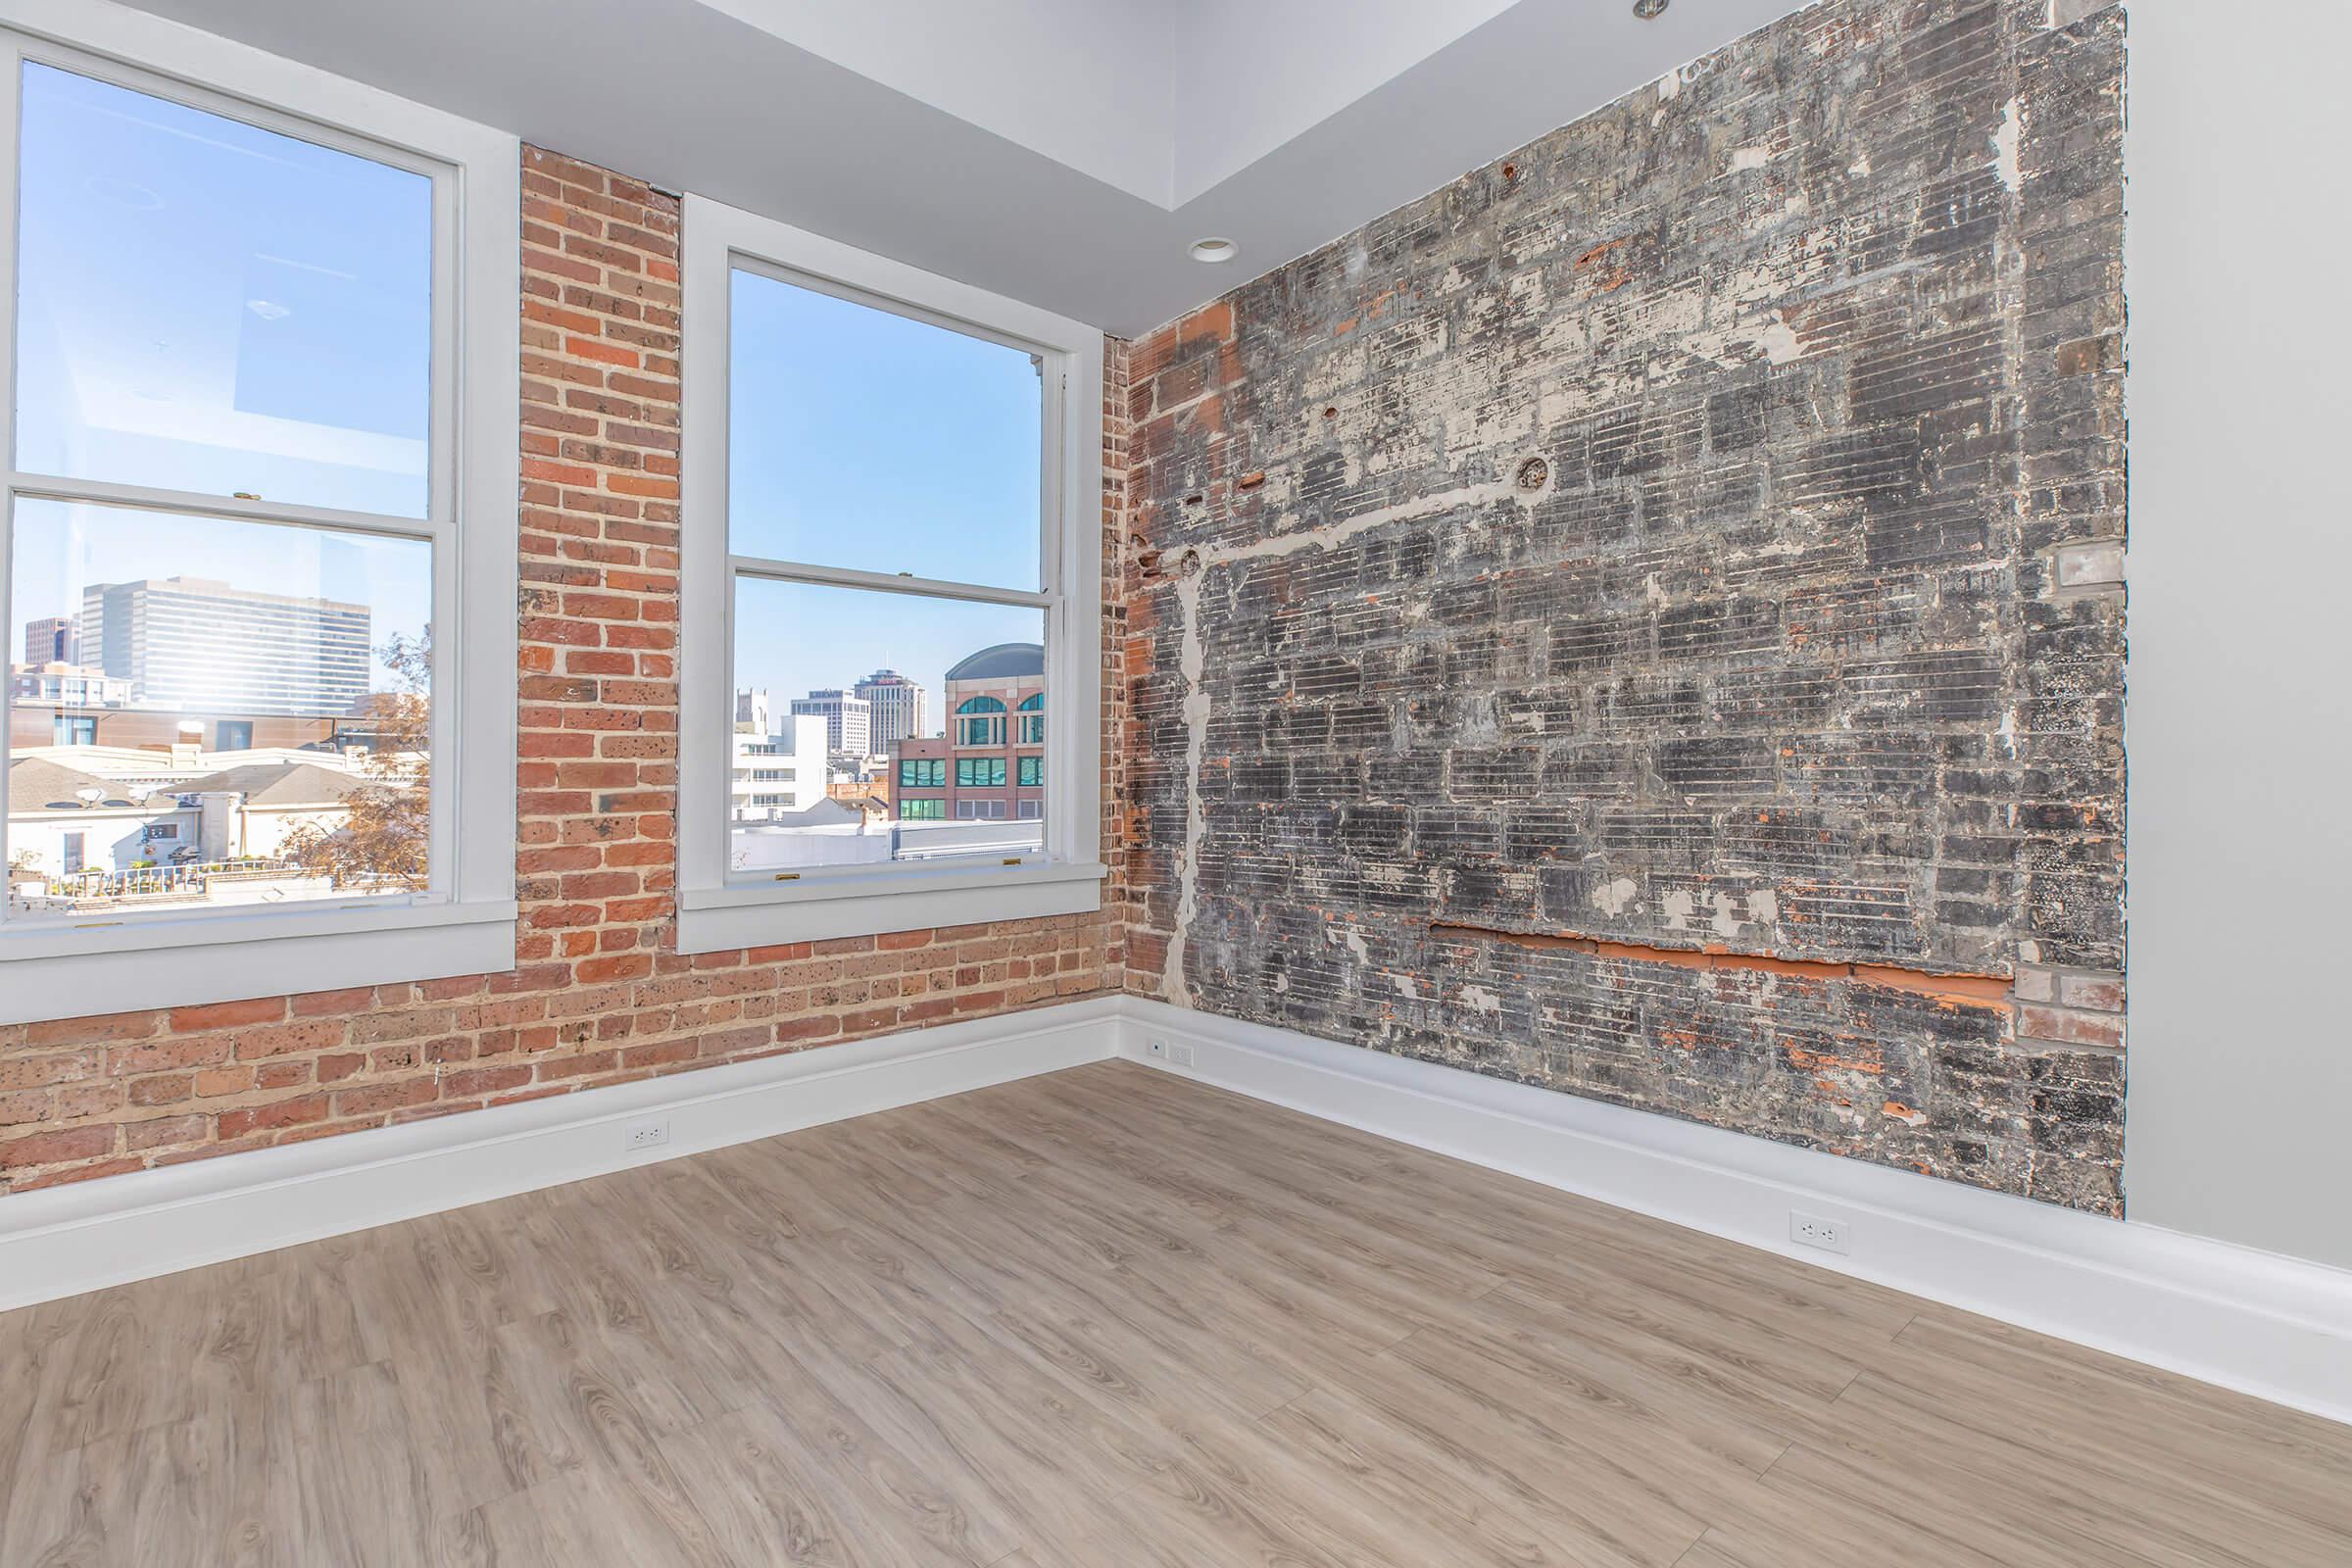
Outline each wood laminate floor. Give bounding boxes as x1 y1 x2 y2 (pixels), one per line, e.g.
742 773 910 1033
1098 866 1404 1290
3 1060 2347 1567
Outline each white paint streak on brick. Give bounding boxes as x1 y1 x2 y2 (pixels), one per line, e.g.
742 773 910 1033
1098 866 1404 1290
1709 891 1751 941
1992 95 2023 192
1592 876 1640 916
2055 540 2126 590
1161 568 1210 1005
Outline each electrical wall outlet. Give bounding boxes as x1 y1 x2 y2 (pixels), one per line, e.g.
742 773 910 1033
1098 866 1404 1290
625 1117 670 1152
1168 1043 1196 1068
1788 1209 1849 1254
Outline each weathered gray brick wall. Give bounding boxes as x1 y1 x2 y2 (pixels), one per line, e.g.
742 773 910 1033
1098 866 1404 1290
1123 0 2129 1212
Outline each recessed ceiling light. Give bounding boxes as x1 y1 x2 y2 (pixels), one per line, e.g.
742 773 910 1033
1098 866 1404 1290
1634 0 1669 17
1189 237 1239 265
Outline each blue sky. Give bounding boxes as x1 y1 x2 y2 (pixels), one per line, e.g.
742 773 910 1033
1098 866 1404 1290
7 62 432 691
6 63 1048 728
727 270 1046 732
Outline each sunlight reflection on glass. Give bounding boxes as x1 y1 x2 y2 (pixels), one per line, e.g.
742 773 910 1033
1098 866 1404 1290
13 62 433 516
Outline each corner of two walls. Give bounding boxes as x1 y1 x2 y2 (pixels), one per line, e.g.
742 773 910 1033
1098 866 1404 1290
2 0 2135 1228
0 150 1131 1197
1118 0 2131 1215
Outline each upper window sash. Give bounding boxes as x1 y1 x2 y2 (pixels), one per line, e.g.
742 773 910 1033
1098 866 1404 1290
721 250 1053 597
0 38 461 539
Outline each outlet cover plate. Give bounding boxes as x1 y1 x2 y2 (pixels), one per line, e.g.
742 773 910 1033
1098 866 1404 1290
1789 1209 1850 1254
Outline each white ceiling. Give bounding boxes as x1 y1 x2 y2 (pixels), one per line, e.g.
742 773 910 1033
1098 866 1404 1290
704 0 1527 212
698 1 1183 207
112 0 1802 337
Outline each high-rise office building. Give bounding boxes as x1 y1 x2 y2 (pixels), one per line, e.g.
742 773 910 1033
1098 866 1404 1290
790 689 872 758
854 667 928 749
24 614 75 667
79 576 371 717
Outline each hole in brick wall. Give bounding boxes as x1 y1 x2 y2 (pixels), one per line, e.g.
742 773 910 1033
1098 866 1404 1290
1501 162 1518 181
1322 407 1338 419
1515 456 1549 491
1184 492 1203 507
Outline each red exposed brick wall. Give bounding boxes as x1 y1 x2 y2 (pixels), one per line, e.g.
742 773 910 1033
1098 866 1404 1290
0 148 1129 1195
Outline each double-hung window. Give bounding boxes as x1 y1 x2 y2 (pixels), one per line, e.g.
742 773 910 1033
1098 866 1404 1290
0 7 517 1025
678 195 1102 949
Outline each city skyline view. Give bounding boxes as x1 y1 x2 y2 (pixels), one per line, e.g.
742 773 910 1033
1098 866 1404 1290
8 501 431 705
731 575 1043 746
8 55 1053 902
0 71 1049 745
727 263 1047 735
5 59 437 716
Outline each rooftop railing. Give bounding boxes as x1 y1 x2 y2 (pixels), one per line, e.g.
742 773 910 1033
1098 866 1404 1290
10 856 299 909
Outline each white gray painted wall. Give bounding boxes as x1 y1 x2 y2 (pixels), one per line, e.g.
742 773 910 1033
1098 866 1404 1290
1169 0 1516 207
2124 5 2352 1270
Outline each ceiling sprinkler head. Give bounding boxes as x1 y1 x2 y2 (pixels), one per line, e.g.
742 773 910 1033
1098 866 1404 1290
1634 0 1669 17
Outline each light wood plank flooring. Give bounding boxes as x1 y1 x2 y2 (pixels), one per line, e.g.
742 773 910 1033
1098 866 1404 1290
4 1060 2348 1566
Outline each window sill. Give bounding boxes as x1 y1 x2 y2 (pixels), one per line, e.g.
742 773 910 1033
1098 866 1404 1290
0 895 517 961
676 860 1105 954
0 901 518 1027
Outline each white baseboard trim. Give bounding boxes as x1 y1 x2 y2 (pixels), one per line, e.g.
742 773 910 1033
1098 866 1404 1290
1117 997 2352 1429
0 996 1121 1311
11 988 2347 1430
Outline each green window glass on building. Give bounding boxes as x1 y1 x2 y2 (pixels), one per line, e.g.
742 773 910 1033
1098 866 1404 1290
956 696 1005 745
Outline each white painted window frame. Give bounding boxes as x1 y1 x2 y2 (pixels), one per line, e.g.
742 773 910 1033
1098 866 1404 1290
0 0 518 1025
677 194 1102 952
